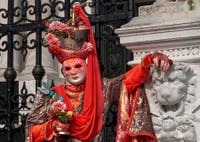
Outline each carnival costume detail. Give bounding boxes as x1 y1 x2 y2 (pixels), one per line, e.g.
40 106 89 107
116 53 172 142
26 3 172 142
27 5 104 142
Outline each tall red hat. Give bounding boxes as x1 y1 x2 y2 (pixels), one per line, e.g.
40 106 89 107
45 5 104 141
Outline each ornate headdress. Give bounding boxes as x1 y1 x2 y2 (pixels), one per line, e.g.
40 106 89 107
44 7 93 63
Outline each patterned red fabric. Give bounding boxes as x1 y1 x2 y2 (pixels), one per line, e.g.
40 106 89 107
116 63 157 142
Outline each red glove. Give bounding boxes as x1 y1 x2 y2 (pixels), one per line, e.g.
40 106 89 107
52 119 70 136
141 52 173 72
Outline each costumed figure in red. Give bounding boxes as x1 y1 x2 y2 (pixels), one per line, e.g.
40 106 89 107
25 3 173 142
26 4 104 142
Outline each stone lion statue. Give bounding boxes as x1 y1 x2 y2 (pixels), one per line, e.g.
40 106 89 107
145 63 200 142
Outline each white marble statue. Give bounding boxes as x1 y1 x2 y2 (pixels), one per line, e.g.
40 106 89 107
145 63 200 142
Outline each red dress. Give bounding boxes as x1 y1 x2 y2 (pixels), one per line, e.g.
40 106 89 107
28 6 104 142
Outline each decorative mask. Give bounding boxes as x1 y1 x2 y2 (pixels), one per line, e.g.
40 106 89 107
62 57 86 85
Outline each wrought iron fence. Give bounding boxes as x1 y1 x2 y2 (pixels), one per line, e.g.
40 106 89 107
0 0 147 141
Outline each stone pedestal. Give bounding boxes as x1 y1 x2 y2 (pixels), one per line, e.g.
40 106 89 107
116 0 200 141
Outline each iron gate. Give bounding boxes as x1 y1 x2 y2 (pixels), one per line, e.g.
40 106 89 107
0 0 153 141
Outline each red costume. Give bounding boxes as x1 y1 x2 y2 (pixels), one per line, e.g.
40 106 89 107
116 64 157 142
28 5 104 142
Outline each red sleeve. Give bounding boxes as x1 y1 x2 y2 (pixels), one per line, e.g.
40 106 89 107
123 63 150 93
29 121 53 142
